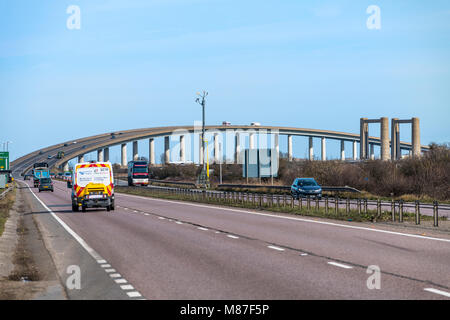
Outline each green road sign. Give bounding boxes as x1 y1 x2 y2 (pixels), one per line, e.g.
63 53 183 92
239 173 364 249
0 152 10 171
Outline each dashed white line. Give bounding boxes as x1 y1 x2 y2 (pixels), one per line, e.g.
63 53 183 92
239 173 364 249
109 273 122 278
197 227 208 231
100 264 111 268
267 245 285 251
127 291 142 298
114 279 127 284
97 259 107 264
176 221 183 224
227 235 239 239
120 285 135 290
424 288 450 298
158 217 165 220
327 262 353 269
104 269 116 273
300 253 308 256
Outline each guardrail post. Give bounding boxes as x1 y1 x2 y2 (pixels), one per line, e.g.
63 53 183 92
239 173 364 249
283 194 287 207
299 197 303 210
335 196 339 215
325 196 328 214
364 198 368 215
346 198 349 214
391 199 395 222
357 199 361 214
376 199 381 218
307 197 311 211
433 201 439 227
315 197 319 211
415 200 420 225
399 200 404 223
291 196 294 208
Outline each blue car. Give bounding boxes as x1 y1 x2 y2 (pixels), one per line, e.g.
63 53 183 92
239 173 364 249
291 178 322 200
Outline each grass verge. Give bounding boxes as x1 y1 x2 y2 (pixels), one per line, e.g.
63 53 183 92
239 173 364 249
116 186 446 224
0 186 16 237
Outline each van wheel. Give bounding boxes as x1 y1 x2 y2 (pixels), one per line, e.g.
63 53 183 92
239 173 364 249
106 206 111 212
82 206 86 212
72 204 78 212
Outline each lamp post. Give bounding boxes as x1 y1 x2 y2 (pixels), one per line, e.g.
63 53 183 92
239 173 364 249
195 91 209 188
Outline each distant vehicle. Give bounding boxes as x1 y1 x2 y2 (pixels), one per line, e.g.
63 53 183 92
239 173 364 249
127 160 149 186
290 178 322 200
82 145 86 149
38 178 54 192
222 121 231 126
33 166 50 187
73 141 77 144
50 172 55 178
64 143 68 147
69 161 115 212
63 171 72 180
47 155 53 159
57 172 63 177
39 150 43 155
250 122 261 126
57 151 65 159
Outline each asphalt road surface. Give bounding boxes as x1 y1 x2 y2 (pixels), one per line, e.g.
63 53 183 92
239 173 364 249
16 178 450 299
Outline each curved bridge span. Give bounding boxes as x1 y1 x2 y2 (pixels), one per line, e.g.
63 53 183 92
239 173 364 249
12 124 429 175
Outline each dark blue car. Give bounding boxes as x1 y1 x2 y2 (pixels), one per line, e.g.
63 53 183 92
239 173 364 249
291 178 322 200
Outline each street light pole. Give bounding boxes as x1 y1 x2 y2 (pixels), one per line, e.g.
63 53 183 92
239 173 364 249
196 91 208 171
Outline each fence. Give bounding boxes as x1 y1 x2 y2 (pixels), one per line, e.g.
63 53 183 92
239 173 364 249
118 185 449 227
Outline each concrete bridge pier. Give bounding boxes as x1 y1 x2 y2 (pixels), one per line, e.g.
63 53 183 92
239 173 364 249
370 144 375 160
249 132 255 150
104 148 109 162
164 136 170 164
321 138 326 161
308 137 314 161
288 135 293 161
352 141 357 160
235 132 241 164
412 117 421 157
97 149 104 162
78 155 84 163
340 141 345 161
133 141 138 161
273 133 279 160
149 138 155 165
214 133 219 163
62 162 69 172
121 143 127 167
180 135 185 163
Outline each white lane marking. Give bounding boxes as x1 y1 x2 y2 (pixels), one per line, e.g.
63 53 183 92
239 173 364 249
104 269 116 273
21 181 142 299
133 210 138 213
327 262 353 269
120 285 135 290
23 182 104 261
424 288 450 298
227 235 239 239
158 217 165 220
300 253 308 256
215 231 220 234
197 227 208 231
124 208 128 210
117 193 450 243
127 291 142 298
268 245 285 251
101 264 111 268
144 213 150 216
115 279 127 284
176 221 183 224
109 273 122 278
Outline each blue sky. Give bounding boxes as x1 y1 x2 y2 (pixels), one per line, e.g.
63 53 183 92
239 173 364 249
1 0 449 162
